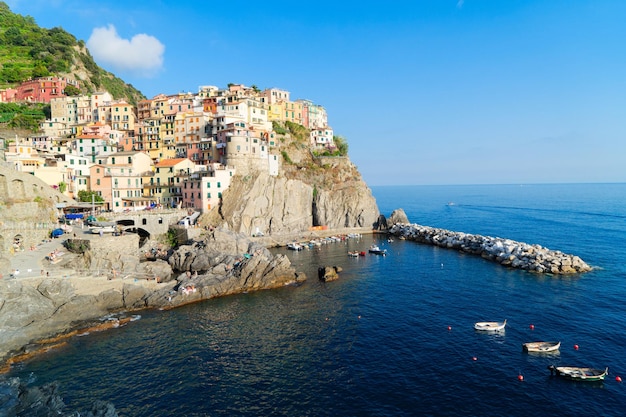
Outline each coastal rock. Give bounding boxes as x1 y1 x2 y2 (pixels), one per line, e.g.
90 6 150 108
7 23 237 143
318 266 343 282
388 209 410 225
388 222 592 275
201 159 379 236
0 377 118 417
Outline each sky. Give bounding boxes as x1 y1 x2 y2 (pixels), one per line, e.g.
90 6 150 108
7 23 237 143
5 0 626 185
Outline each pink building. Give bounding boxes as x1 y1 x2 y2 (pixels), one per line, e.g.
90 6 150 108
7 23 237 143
0 88 17 102
14 77 79 103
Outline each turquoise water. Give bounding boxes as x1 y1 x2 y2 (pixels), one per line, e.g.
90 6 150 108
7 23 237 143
3 183 626 416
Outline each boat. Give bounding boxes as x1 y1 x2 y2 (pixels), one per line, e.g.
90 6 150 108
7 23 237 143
523 341 561 353
474 319 506 332
287 242 303 251
368 244 387 255
348 251 360 257
548 365 608 381
91 225 116 234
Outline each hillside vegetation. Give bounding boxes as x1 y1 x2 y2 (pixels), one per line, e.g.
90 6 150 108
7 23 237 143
0 2 145 106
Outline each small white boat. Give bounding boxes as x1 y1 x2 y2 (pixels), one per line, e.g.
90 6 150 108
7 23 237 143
523 341 561 353
368 245 387 255
548 365 608 381
287 242 303 251
474 319 506 332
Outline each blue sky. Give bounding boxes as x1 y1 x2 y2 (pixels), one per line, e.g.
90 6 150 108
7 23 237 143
6 0 626 185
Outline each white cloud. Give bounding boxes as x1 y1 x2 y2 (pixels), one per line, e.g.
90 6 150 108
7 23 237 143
87 24 165 75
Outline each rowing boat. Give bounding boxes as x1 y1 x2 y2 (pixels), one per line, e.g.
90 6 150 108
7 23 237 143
474 319 506 332
548 365 608 381
523 341 561 353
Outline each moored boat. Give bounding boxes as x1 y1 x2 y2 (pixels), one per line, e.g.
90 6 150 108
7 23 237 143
474 319 506 332
368 245 387 255
348 251 360 257
523 341 561 353
548 365 608 381
287 242 303 251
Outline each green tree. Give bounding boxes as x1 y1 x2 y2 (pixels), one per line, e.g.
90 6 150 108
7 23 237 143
334 135 349 156
4 26 26 45
77 190 104 203
32 63 49 78
58 181 67 193
64 84 80 96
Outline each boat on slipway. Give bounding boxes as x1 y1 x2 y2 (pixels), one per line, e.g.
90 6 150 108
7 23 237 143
548 365 608 381
523 341 561 353
474 319 506 332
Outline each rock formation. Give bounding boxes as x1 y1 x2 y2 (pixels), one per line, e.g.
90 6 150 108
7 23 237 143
0 228 303 363
201 130 379 236
0 377 118 417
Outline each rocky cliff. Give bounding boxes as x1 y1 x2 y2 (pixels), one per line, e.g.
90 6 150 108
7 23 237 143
202 129 380 236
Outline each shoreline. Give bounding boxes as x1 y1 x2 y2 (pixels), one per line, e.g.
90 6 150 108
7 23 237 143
0 227 377 371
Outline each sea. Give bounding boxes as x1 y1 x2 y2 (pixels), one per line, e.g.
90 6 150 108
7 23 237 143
2 183 626 416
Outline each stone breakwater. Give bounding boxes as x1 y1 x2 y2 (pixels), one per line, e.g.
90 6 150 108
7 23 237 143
389 223 592 274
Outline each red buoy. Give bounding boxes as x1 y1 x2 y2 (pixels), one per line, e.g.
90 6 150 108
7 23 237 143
518 374 524 381
574 344 579 350
447 326 452 331
472 356 477 361
529 324 535 330
616 376 622 383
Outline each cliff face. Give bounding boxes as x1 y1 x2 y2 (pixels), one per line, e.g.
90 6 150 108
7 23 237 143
202 157 379 236
0 166 74 267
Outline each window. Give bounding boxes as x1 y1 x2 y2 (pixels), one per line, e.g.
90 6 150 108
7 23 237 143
207 183 210 188
217 182 221 188
207 193 211 198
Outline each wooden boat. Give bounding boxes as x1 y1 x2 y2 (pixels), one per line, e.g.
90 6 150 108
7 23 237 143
523 341 561 353
368 245 387 255
548 365 608 381
474 319 506 332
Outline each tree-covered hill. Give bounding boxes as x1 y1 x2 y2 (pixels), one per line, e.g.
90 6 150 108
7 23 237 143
0 2 145 105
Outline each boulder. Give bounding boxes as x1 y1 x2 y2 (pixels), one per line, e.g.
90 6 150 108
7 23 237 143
318 266 342 282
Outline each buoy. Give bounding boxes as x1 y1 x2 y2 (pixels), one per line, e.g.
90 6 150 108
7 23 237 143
518 374 524 381
472 356 477 361
616 376 622 383
529 324 535 330
447 326 452 331
358 315 361 319
574 344 579 350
